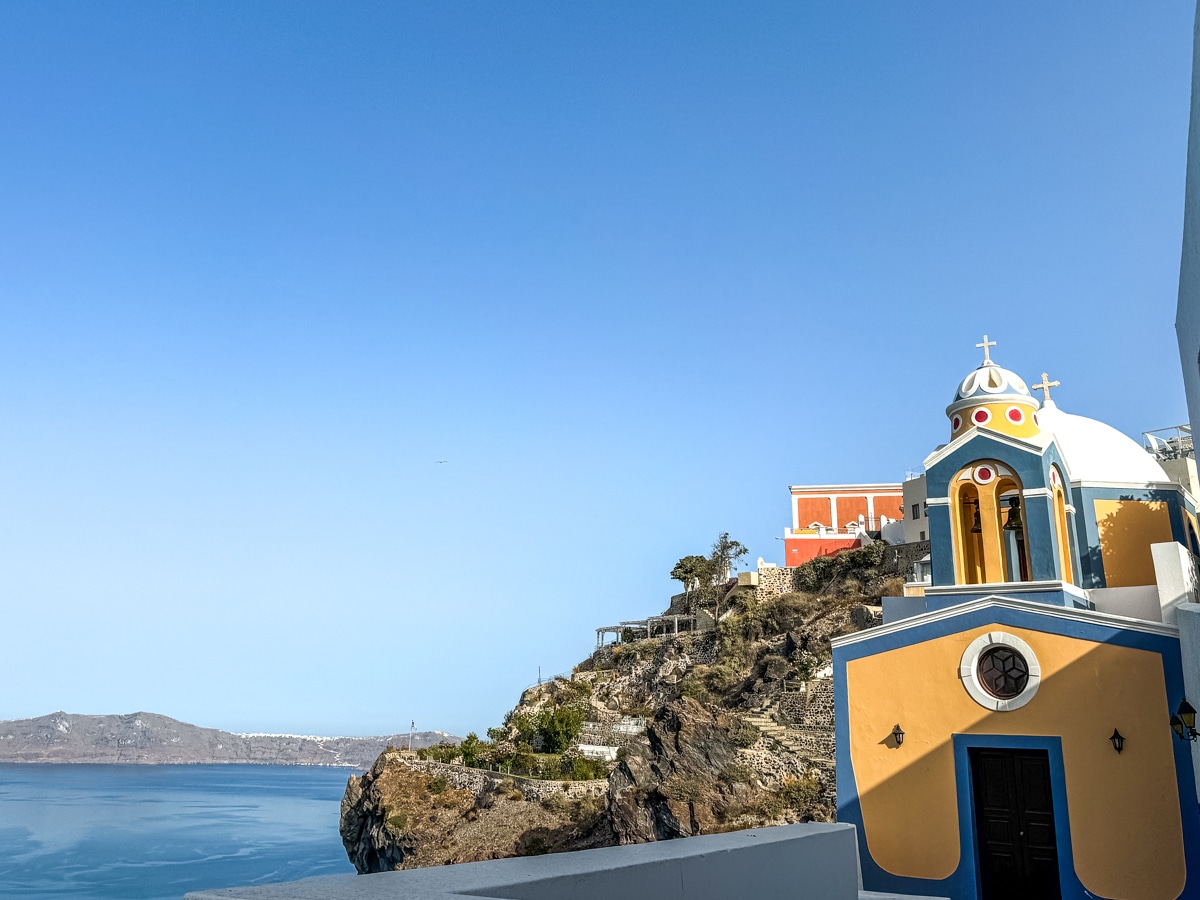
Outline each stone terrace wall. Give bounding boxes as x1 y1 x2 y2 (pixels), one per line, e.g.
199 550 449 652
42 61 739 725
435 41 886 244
777 679 835 728
755 567 800 603
407 759 608 802
882 540 930 578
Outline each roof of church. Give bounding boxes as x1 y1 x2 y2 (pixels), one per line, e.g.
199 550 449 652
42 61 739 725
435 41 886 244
946 360 1037 417
1036 399 1170 484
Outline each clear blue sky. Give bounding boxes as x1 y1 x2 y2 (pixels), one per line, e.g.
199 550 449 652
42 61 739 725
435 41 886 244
1 2 1194 737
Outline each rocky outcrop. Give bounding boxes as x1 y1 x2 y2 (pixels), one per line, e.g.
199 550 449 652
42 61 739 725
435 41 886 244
607 698 830 843
340 750 614 873
607 698 738 842
0 712 456 767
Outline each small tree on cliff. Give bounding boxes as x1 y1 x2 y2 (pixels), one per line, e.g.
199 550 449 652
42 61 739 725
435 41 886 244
672 534 749 615
709 532 748 583
670 554 709 603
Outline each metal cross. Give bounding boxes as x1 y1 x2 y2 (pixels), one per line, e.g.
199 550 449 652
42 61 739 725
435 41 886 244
976 334 997 364
1032 372 1060 402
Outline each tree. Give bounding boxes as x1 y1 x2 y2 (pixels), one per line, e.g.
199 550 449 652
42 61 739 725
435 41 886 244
709 532 749 583
670 554 708 601
459 732 482 768
536 706 585 753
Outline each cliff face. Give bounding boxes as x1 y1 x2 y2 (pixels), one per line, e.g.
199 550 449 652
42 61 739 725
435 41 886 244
340 750 613 872
340 575 872 874
607 698 830 843
0 712 456 767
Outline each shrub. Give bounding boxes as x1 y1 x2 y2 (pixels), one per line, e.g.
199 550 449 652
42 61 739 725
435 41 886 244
536 706 585 753
730 720 761 749
677 673 712 704
704 661 747 695
386 811 409 831
779 775 822 810
792 650 819 682
630 638 663 660
720 760 759 787
663 774 711 802
569 756 608 781
460 733 483 768
760 653 791 682
428 776 448 794
418 741 461 764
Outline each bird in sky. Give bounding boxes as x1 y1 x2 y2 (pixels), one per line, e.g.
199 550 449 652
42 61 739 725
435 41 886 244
435 460 448 464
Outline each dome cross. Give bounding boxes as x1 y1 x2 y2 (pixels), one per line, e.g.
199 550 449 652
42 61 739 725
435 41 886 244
1033 372 1060 402
976 334 997 365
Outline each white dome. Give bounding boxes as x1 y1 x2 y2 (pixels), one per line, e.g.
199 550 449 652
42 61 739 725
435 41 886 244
1037 401 1168 484
947 362 1036 417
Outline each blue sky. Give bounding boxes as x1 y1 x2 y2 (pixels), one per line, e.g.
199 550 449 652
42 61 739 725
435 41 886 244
1 2 1195 737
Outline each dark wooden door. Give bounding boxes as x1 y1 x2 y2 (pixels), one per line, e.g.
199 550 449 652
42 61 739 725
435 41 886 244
969 748 1061 900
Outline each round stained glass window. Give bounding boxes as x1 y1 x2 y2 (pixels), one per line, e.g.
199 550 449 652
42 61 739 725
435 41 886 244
977 646 1029 699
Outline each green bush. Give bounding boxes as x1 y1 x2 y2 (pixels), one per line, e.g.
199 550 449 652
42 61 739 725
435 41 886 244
779 775 822 810
720 760 759 787
730 720 761 748
760 653 792 681
792 542 886 595
418 741 461 764
428 776 448 794
663 774 711 802
677 673 712 703
704 661 747 694
536 706 585 753
460 733 483 768
569 756 608 780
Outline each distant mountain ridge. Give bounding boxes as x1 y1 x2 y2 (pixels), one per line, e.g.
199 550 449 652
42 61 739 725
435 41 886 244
0 712 458 768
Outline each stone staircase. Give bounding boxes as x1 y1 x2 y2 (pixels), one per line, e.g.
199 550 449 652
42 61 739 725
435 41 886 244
744 686 836 766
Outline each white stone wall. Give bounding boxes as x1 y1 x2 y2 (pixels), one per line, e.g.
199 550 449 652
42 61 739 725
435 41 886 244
406 759 608 801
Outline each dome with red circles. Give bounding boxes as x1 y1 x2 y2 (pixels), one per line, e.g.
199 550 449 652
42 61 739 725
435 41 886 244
946 360 1040 419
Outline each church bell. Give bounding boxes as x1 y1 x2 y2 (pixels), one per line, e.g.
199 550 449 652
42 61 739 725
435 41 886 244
1003 497 1023 532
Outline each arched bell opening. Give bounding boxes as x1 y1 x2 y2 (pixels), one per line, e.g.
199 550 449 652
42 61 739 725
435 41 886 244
1050 467 1074 584
997 478 1030 582
953 481 985 584
951 462 1030 586
1185 512 1200 559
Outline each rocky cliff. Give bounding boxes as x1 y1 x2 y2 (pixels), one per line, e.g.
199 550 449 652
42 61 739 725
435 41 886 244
341 749 612 871
340 544 888 872
0 712 457 767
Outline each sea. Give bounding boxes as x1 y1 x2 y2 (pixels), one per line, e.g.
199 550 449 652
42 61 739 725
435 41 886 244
0 763 358 899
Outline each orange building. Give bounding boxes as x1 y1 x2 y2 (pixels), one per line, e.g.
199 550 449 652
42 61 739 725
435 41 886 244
783 483 905 565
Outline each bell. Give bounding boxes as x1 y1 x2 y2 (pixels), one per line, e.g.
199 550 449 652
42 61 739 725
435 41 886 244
1003 498 1023 532
970 501 982 534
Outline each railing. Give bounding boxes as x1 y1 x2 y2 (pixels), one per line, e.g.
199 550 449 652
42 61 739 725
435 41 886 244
1144 425 1194 460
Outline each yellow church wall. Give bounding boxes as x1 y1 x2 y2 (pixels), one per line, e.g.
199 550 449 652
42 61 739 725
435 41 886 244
1094 499 1173 587
846 625 1185 899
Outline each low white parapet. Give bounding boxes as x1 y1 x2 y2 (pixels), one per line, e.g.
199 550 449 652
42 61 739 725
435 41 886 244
577 744 618 761
184 823 949 900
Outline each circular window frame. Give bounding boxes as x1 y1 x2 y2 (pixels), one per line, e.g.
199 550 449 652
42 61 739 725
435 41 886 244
959 632 1041 711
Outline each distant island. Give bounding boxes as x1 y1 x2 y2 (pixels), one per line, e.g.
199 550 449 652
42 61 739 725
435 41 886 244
0 712 459 768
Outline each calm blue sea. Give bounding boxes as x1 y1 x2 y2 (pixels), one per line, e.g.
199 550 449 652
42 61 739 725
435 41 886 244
0 764 357 899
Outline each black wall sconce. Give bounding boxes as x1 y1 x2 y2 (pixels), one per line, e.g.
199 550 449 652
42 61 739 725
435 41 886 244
891 724 905 747
1109 728 1125 754
1171 700 1199 742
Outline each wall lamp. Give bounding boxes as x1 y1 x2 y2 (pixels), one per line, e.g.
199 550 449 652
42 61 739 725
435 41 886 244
1171 700 1198 742
1109 729 1125 754
891 724 905 747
